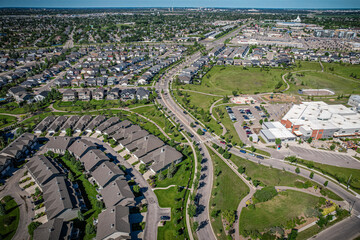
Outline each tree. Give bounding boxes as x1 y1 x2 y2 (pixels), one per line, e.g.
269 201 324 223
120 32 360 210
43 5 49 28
192 221 199 232
85 223 96 235
310 172 314 179
253 179 261 187
139 164 146 172
96 201 104 209
223 151 231 159
65 128 73 136
222 210 236 225
307 137 313 144
330 144 336 150
238 166 245 174
259 119 263 125
254 186 278 203
232 90 238 96
28 222 42 237
188 204 196 217
197 128 204 135
295 167 300 174
78 210 84 221
133 185 141 193
324 181 329 187
68 172 75 182
275 138 281 145
158 172 165 181
0 203 5 216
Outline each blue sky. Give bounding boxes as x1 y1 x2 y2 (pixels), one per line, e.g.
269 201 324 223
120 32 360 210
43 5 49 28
0 0 359 9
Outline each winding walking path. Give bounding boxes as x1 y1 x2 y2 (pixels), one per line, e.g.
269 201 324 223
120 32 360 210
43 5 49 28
209 98 227 136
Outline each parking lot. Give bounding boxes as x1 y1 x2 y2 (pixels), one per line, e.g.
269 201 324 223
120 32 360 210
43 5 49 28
289 145 360 169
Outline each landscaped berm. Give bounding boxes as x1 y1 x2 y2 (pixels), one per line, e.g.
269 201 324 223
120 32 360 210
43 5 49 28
0 195 20 240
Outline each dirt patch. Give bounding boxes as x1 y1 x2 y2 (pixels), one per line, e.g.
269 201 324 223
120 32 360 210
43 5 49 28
262 94 302 104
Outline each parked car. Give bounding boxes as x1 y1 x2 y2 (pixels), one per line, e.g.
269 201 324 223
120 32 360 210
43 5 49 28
256 155 264 159
220 141 226 144
240 149 246 154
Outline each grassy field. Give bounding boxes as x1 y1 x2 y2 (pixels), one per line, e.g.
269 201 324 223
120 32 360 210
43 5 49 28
154 156 193 188
208 147 249 240
239 190 320 234
155 187 189 240
293 158 360 194
183 66 286 95
0 195 20 240
323 62 360 79
0 102 27 114
213 105 242 145
288 71 360 94
173 90 223 135
0 114 17 129
131 105 186 142
230 154 308 187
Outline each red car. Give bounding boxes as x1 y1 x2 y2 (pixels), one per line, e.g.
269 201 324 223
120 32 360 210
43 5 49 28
220 141 226 144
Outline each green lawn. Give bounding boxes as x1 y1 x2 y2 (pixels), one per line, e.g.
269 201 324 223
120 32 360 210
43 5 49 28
289 71 360 94
0 115 17 129
53 99 150 112
230 154 308 187
0 102 27 114
293 158 360 194
131 105 186 142
155 187 189 240
154 157 193 188
245 147 271 157
182 66 286 95
208 147 249 240
239 190 320 235
323 62 360 79
0 196 20 240
214 105 242 145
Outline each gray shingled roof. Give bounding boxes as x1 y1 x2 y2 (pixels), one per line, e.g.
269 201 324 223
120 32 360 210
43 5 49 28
80 149 109 172
142 146 183 173
68 139 97 159
26 155 62 186
96 205 131 240
100 178 135 208
46 137 74 152
91 161 124 188
127 135 164 158
118 129 149 147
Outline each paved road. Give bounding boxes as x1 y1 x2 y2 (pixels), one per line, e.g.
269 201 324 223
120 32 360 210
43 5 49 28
289 145 360 169
0 168 33 240
313 215 360 240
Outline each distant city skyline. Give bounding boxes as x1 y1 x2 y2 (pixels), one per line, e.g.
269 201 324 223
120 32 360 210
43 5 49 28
0 0 359 9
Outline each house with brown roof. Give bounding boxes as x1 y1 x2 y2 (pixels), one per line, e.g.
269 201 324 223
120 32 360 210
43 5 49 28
117 129 149 148
102 120 132 136
86 115 106 132
60 115 80 133
34 116 57 134
48 116 68 134
110 125 142 142
95 117 120 134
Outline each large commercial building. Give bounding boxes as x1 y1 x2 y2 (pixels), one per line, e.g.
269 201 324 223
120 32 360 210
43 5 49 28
281 102 360 139
260 121 296 143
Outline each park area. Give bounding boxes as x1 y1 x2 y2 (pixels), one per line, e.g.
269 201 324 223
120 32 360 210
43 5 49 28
0 195 20 240
239 190 322 238
182 66 286 95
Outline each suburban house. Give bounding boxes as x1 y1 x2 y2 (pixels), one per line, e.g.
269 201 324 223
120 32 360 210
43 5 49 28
95 117 120 134
60 115 80 133
93 88 106 100
73 115 92 133
34 116 58 134
117 129 149 148
100 178 136 207
80 149 110 173
68 139 97 159
110 125 141 142
86 115 107 133
0 155 12 176
125 135 164 159
33 218 78 240
45 137 74 154
47 116 68 134
78 89 92 101
141 145 183 173
91 161 124 189
102 120 132 136
26 155 63 187
96 205 131 240
62 89 78 102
